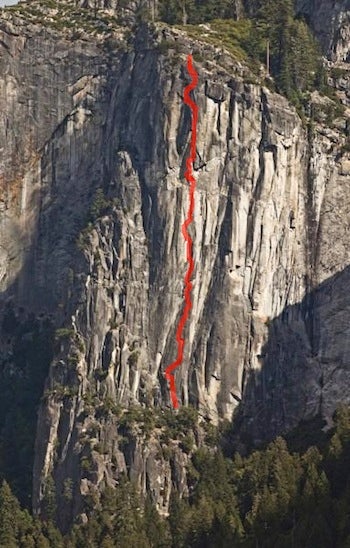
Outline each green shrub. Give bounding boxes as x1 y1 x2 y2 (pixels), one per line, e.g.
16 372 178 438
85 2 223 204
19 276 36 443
94 368 109 382
180 433 195 453
55 328 75 340
76 223 93 251
81 456 92 472
68 354 80 367
63 478 73 502
89 188 110 221
128 350 140 368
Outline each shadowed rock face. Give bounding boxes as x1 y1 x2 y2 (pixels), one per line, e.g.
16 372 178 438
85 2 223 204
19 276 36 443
1 0 350 529
235 265 350 449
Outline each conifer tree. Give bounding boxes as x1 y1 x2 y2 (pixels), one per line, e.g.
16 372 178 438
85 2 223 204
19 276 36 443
0 480 21 548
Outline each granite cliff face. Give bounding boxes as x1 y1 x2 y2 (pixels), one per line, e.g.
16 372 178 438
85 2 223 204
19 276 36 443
1 0 350 528
296 0 350 61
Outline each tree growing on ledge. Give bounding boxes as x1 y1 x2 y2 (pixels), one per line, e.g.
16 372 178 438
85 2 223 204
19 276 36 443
158 0 234 25
118 0 154 21
253 0 321 102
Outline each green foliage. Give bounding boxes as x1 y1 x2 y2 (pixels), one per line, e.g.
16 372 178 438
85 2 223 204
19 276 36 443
76 188 114 252
180 433 195 453
1 406 350 546
156 406 198 445
76 223 93 251
94 367 109 382
285 415 328 453
173 410 350 548
68 477 169 547
159 0 339 118
0 480 22 548
81 456 93 473
89 188 110 222
0 480 62 547
339 137 350 156
158 0 235 25
176 405 198 429
108 317 119 329
42 475 57 522
63 479 73 503
331 67 349 80
119 406 156 440
43 383 78 402
54 328 75 340
202 421 219 446
127 350 140 368
239 0 325 106
144 496 172 547
116 405 199 447
101 398 122 417
4 0 124 38
177 19 255 64
311 94 346 126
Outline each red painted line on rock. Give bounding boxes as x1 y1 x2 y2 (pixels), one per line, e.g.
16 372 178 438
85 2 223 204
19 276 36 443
165 54 199 409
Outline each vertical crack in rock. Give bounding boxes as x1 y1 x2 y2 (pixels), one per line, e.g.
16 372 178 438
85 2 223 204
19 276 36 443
0 14 349 528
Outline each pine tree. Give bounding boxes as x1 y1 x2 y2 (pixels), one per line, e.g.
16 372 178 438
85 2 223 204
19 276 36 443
158 0 194 24
0 480 21 548
42 475 57 522
168 492 192 548
143 496 171 547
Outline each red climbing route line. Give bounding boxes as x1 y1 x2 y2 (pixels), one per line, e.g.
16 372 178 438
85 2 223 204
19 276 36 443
165 54 199 409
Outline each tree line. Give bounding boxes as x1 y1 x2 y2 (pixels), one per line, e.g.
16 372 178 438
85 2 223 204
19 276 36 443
1 406 350 546
156 0 326 110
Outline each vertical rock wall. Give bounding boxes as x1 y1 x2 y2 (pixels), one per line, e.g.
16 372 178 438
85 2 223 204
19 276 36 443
1 8 350 526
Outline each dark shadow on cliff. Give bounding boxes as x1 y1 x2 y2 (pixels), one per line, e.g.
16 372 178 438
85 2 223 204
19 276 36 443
0 26 170 517
228 264 350 455
0 165 94 510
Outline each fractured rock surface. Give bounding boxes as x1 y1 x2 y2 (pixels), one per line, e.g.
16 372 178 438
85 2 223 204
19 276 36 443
1 2 350 526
